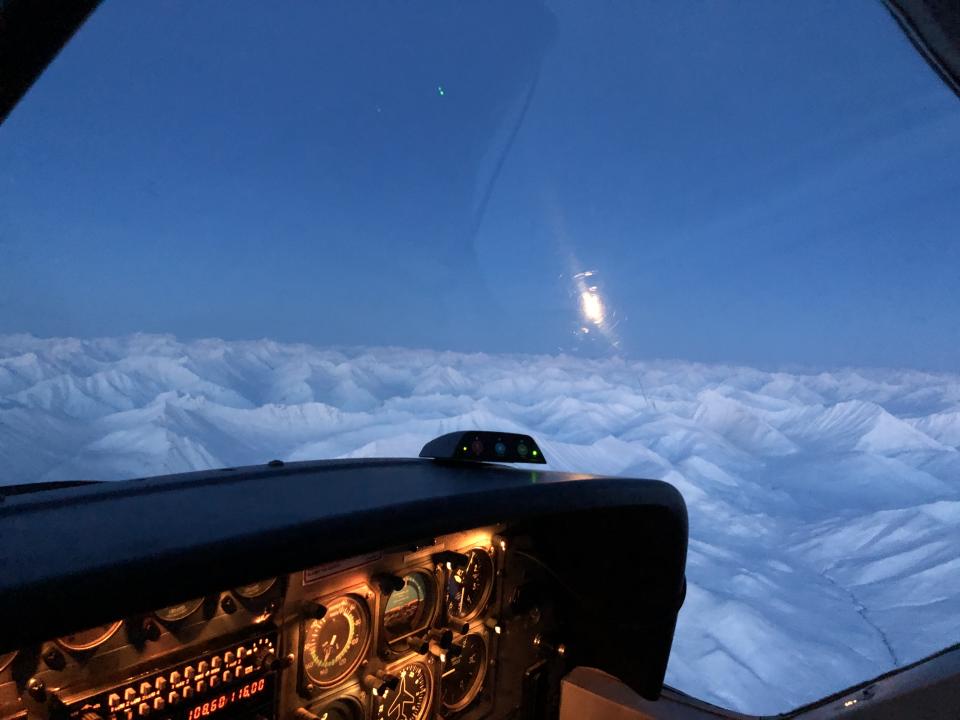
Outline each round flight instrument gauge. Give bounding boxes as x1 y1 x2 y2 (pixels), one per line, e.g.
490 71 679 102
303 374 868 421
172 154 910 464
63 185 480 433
234 578 276 599
383 571 436 643
374 661 433 720
0 651 17 673
155 598 204 623
447 548 494 622
56 620 123 651
311 698 363 720
441 633 487 713
303 594 371 688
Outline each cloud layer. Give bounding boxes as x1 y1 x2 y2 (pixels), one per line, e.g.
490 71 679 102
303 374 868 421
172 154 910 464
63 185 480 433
1 334 958 713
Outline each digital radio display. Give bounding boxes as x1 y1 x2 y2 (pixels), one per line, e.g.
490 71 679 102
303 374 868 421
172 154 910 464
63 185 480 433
185 676 272 720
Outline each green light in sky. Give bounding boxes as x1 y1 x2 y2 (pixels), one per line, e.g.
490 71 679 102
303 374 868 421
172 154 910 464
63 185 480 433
437 85 445 96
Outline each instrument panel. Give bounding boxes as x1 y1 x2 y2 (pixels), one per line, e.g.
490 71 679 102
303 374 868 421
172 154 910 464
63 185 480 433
0 526 550 720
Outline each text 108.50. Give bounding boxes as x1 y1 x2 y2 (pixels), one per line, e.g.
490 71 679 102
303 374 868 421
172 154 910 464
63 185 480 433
187 678 267 720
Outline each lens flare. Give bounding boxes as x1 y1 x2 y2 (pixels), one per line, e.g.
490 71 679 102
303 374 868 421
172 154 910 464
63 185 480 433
579 290 605 325
569 269 621 352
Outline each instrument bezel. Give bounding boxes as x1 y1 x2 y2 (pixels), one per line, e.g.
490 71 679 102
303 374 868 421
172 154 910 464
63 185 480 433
299 585 374 693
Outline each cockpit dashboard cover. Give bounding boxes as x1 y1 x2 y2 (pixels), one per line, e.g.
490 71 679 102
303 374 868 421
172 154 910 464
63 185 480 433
0 458 686 700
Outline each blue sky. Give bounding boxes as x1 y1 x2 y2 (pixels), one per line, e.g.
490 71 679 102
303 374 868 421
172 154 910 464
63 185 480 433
1 0 958 369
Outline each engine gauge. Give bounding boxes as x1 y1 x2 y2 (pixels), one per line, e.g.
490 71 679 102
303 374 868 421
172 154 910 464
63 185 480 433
234 578 276 599
56 620 123 651
302 594 371 688
441 633 487 713
155 598 204 623
374 661 433 720
382 571 436 643
447 548 494 622
0 651 17 674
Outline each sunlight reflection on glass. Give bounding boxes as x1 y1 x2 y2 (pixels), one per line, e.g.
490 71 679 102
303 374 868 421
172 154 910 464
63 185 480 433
579 289 605 325
570 269 621 352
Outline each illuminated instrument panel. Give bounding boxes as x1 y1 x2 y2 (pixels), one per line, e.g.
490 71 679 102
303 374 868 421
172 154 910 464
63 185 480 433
0 526 563 720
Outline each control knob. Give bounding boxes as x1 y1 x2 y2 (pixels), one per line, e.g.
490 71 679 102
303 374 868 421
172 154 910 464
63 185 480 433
373 574 405 595
364 672 399 696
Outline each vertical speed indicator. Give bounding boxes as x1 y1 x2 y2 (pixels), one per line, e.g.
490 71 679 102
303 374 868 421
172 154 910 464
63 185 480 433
441 633 488 712
302 595 371 688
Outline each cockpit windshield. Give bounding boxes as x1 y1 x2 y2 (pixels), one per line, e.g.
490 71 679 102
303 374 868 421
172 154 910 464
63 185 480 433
1 1 959 714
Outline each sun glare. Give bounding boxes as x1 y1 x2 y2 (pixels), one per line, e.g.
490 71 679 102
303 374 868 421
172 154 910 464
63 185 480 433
580 289 605 325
